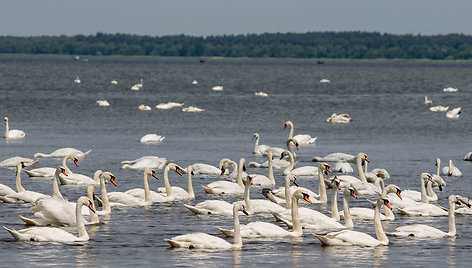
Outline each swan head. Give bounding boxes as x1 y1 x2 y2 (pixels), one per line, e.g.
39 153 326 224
239 158 246 171
331 176 341 189
288 138 299 150
233 202 249 216
109 174 118 186
57 166 68 176
386 184 402 200
3 117 7 124
421 173 434 184
280 150 293 160
453 195 471 208
319 162 332 175
294 190 312 204
291 175 299 187
101 171 118 186
358 152 370 165
267 150 273 159
167 164 183 176
283 120 293 129
78 196 96 214
73 157 79 167
252 133 259 139
435 158 441 167
379 195 392 210
187 165 194 175
243 176 254 186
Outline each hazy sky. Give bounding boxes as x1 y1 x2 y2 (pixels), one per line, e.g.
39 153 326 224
1 0 472 37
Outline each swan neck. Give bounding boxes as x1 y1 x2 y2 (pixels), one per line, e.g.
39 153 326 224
374 200 389 244
287 122 294 139
244 179 252 211
420 176 428 203
343 190 353 228
291 195 302 235
318 168 327 203
331 188 339 221
15 165 25 192
253 135 259 154
187 168 194 198
267 154 274 184
62 156 72 174
284 152 295 174
426 180 437 199
285 175 291 209
52 171 64 199
436 160 440 176
236 161 245 189
87 185 99 224
76 200 89 241
100 175 111 212
4 121 8 138
233 206 242 248
357 156 367 183
143 170 151 203
163 165 172 196
448 196 456 236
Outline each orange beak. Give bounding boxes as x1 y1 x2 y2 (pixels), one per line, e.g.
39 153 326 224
110 176 118 187
295 144 299 150
220 168 225 175
384 200 392 209
396 190 402 200
73 158 79 167
61 169 68 176
326 167 332 173
152 171 158 180
88 202 96 214
175 167 183 176
304 195 312 204
365 157 370 163
249 177 253 185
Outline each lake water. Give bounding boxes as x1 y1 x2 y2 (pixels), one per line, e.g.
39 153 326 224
1 56 472 267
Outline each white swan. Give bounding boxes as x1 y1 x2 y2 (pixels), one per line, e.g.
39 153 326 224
442 159 462 176
249 150 275 187
262 173 300 206
0 156 38 169
4 196 94 242
446 107 461 119
58 155 96 186
212 85 223 91
429 105 449 112
201 158 245 195
138 104 151 111
337 152 380 195
333 162 353 173
364 161 390 182
254 91 268 97
96 100 110 106
74 76 81 84
165 203 248 249
252 132 271 156
341 184 402 221
131 79 143 90
155 163 196 201
24 166 57 178
312 153 356 163
424 96 432 105
388 173 433 209
388 195 470 238
155 102 184 110
3 117 25 139
313 195 391 246
140 134 165 143
87 170 115 216
217 190 312 238
34 147 91 159
280 150 304 176
182 106 205 112
400 174 445 203
108 168 158 206
463 152 472 161
121 156 167 170
0 182 16 202
284 120 317 144
272 185 356 231
188 162 224 176
443 87 458 92
326 113 352 124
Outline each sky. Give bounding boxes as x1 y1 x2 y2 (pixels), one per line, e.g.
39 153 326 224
1 0 472 37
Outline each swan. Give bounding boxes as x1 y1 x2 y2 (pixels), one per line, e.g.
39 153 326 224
399 174 445 203
429 105 449 112
192 80 198 85
212 85 223 91
261 173 300 206
336 152 379 195
254 91 268 97
341 184 402 221
131 79 143 90
3 117 25 139
140 134 165 143
74 76 81 84
34 147 91 159
155 102 184 110
443 87 458 92
364 161 390 182
249 150 275 187
280 150 305 176
272 162 333 204
284 120 317 144
58 155 96 186
273 185 357 231
187 162 224 176
442 159 462 176
217 190 312 238
121 156 168 170
424 96 432 105
326 113 352 124
154 163 196 201
0 182 17 203
388 173 434 209
313 195 391 246
24 166 57 178
252 132 271 156
463 152 472 161
201 158 245 195
333 162 353 173
446 107 461 119
0 156 38 169
1 163 58 203
109 168 160 206
165 203 248 249
138 104 151 111
320 79 330 83
312 153 356 163
96 100 110 106
111 80 118 84
388 195 470 238
87 170 115 216
4 196 94 242
182 106 205 112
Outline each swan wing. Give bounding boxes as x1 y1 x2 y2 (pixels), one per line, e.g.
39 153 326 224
165 232 231 249
388 224 447 238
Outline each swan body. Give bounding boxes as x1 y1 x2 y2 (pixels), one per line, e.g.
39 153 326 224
442 160 462 176
165 203 247 249
188 163 222 176
326 113 352 124
182 106 205 112
96 100 110 106
202 158 245 195
0 156 38 169
192 80 198 85
3 117 25 139
2 163 53 203
34 147 91 159
121 156 167 170
320 79 330 83
443 87 458 92
218 190 312 238
252 132 271 156
249 150 275 187
284 120 317 144
156 164 195 201
464 152 472 161
446 107 461 119
25 167 57 178
155 102 184 110
212 85 223 91
140 134 165 143
57 155 96 186
333 162 353 173
74 76 81 83
389 195 470 238
131 79 143 90
313 195 391 246
138 104 151 111
388 173 434 209
429 105 448 112
109 168 159 206
424 96 432 105
312 153 356 163
4 196 94 242
255 91 268 97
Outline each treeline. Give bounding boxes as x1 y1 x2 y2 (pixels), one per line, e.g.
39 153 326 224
1 31 472 59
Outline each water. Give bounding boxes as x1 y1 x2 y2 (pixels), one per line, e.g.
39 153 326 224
1 56 472 267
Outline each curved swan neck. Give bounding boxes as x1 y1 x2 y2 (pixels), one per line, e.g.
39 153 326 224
284 152 295 174
76 199 89 241
233 206 242 248
291 195 302 235
426 180 437 199
187 166 194 198
243 179 252 211
267 152 274 184
343 190 353 228
62 156 73 174
236 159 245 188
447 195 457 236
420 175 428 204
52 170 64 199
163 165 173 197
356 155 367 183
15 164 25 192
374 199 389 245
285 174 292 209
100 173 111 213
286 121 294 139
331 188 339 221
143 170 152 204
87 185 99 224
318 167 327 203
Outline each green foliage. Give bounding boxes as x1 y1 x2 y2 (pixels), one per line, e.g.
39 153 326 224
1 32 472 59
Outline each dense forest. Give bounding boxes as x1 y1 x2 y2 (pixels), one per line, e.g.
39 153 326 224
1 32 472 60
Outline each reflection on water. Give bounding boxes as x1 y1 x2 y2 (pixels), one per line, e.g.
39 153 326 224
446 237 456 267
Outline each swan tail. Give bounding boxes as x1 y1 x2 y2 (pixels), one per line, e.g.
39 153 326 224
270 210 293 228
312 233 329 245
0 196 19 203
18 215 43 226
3 226 22 241
201 185 213 194
121 164 132 170
216 227 234 237
310 136 318 144
312 157 322 162
164 239 185 248
25 160 40 168
78 150 92 159
183 204 204 215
